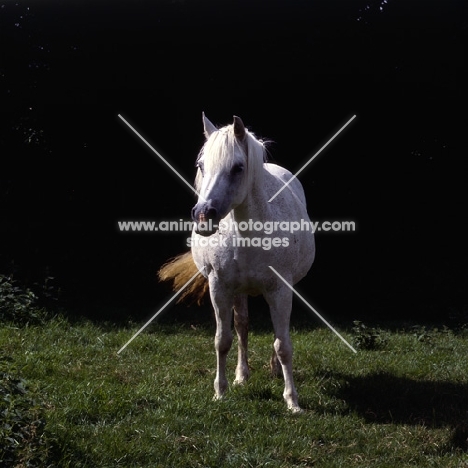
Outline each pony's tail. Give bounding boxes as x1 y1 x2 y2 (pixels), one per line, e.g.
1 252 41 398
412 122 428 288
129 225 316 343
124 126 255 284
157 251 208 305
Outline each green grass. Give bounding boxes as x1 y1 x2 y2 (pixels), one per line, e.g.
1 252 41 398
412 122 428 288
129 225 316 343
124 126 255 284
2 316 468 467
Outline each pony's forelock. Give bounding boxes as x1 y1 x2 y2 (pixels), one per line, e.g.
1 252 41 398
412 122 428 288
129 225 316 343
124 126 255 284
194 123 267 193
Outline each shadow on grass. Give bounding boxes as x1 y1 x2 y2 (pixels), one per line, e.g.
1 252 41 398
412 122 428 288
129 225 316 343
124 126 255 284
330 371 468 452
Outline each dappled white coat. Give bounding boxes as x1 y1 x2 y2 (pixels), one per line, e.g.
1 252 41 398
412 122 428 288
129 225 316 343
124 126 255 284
191 114 315 411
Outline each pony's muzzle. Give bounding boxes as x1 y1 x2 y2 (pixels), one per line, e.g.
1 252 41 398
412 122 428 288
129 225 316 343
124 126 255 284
191 205 218 236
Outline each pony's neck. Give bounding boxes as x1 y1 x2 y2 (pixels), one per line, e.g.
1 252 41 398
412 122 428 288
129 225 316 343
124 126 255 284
231 167 270 226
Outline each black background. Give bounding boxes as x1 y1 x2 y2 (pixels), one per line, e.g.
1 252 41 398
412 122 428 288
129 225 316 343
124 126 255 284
1 0 467 324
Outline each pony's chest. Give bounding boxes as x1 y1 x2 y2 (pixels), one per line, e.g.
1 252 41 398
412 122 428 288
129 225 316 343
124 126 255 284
218 248 275 293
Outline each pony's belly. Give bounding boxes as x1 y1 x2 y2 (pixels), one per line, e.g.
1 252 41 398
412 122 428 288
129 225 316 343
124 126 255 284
235 284 264 296
229 271 274 296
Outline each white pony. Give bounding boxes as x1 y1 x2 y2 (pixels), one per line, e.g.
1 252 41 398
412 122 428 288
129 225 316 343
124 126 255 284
159 114 315 411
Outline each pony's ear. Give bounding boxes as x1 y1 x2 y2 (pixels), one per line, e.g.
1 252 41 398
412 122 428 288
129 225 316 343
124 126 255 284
233 115 246 139
202 112 217 138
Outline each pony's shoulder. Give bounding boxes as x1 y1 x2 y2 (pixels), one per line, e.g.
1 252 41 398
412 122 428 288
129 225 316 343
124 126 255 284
264 163 307 205
264 162 294 181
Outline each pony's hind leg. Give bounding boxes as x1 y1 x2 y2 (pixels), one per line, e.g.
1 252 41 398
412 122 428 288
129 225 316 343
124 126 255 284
210 285 234 400
263 284 301 412
270 349 283 377
233 294 249 385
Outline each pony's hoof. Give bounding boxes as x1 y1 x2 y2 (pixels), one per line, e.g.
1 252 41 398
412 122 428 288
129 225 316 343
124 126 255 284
288 405 304 414
233 377 248 386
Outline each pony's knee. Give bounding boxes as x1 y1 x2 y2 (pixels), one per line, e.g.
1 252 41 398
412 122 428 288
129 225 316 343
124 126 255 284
215 331 233 354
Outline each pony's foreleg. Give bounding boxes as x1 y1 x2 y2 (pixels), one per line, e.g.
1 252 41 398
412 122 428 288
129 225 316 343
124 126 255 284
264 285 301 412
233 294 249 385
210 286 234 400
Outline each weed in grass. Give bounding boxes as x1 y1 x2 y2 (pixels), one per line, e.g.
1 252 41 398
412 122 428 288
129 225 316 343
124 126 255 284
0 355 58 467
0 274 48 326
351 320 388 350
411 324 453 345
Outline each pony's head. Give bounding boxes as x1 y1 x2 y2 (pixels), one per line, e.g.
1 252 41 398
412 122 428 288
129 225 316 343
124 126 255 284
192 113 266 236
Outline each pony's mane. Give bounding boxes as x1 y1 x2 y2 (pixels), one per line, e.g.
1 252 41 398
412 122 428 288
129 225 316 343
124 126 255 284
194 123 268 193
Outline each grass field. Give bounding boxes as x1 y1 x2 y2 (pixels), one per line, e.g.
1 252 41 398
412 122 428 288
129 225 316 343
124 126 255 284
2 313 468 467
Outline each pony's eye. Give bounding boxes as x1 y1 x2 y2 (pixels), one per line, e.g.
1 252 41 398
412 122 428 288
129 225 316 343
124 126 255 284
196 160 204 174
231 163 244 175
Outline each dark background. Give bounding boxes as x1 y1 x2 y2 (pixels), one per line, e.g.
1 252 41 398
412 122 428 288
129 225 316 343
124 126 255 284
1 0 467 325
